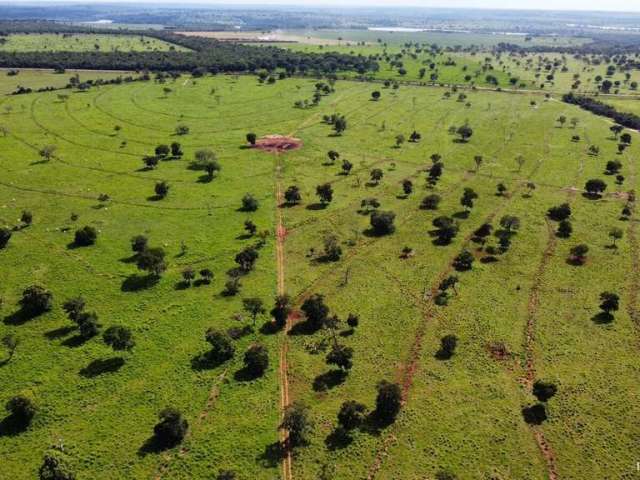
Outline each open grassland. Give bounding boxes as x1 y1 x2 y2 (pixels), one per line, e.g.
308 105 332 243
602 96 640 115
0 33 188 52
0 71 638 480
0 68 135 95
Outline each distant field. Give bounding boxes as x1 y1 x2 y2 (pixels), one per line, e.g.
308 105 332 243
279 28 591 47
0 33 188 52
177 29 589 48
176 31 345 45
0 70 638 480
0 68 135 95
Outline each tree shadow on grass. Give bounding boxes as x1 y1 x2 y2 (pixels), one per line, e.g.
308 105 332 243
592 312 614 324
312 369 347 392
79 357 124 378
44 325 76 340
61 334 90 348
257 441 286 468
137 435 171 457
435 349 454 361
259 320 283 335
3 309 43 326
582 192 603 201
361 411 392 434
233 366 262 383
0 414 29 437
305 203 328 211
278 201 299 209
480 255 499 264
197 175 214 184
190 352 230 371
174 281 190 291
288 320 320 336
452 210 470 220
66 241 92 250
119 254 138 264
325 427 353 451
121 274 159 292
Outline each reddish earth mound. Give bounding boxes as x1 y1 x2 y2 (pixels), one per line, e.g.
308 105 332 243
254 135 302 153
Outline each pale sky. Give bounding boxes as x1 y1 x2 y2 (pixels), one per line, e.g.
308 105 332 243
200 0 640 11
8 0 640 12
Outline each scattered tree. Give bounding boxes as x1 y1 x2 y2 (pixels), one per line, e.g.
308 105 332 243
284 186 302 205
103 326 135 351
280 401 313 448
19 285 53 316
609 227 623 247
74 226 97 246
584 179 607 197
242 297 265 326
301 294 329 331
5 394 37 426
569 244 589 265
243 343 269 376
205 328 235 363
153 407 188 448
154 181 170 199
316 183 334 205
532 380 557 402
137 247 167 277
241 194 259 212
337 400 367 431
374 380 402 423
436 334 458 359
370 210 396 235
0 227 12 249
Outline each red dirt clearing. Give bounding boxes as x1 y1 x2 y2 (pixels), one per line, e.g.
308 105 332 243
254 135 302 153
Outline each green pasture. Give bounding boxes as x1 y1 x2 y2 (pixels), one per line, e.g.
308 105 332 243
0 33 188 52
0 68 135 96
0 71 638 480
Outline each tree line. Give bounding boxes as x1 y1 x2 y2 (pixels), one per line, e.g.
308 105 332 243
562 92 640 131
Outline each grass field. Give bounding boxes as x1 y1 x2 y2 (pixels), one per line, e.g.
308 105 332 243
0 33 188 52
0 68 136 96
0 71 638 480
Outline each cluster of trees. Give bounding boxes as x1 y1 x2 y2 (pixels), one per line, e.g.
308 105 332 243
323 113 347 135
143 142 183 169
294 80 335 109
130 235 167 278
523 379 558 425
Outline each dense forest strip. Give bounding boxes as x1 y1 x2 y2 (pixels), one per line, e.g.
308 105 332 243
0 31 378 75
562 93 640 131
